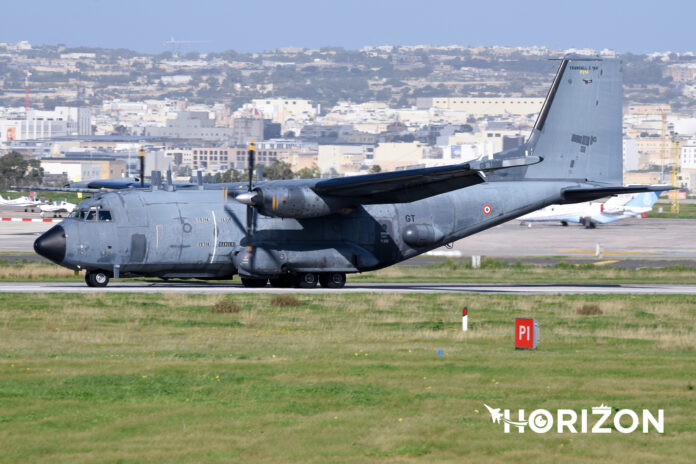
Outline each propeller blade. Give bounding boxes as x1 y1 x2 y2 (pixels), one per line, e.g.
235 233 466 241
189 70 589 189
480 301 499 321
139 146 145 188
246 205 253 239
246 140 256 247
223 204 246 234
248 140 255 193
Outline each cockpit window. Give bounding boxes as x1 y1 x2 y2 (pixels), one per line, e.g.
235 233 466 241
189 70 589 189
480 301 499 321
71 207 114 222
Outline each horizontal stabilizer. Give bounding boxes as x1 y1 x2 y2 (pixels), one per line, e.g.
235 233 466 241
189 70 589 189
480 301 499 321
560 185 674 204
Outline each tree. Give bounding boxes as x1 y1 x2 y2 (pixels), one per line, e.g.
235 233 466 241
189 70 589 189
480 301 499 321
111 125 129 136
176 165 192 177
369 164 382 173
295 164 321 179
220 168 244 182
25 159 43 185
262 159 294 180
0 151 29 189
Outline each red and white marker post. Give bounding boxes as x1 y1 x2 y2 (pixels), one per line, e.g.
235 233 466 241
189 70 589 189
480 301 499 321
462 307 468 332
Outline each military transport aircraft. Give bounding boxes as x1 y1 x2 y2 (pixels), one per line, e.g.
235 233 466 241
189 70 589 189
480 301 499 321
31 55 670 288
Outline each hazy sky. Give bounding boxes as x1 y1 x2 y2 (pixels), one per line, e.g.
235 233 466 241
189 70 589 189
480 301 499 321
1 0 690 54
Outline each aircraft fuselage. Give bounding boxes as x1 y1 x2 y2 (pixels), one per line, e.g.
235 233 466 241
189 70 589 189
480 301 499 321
39 179 571 280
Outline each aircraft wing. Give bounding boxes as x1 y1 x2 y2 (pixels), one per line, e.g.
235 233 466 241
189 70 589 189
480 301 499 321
314 156 541 204
13 185 101 194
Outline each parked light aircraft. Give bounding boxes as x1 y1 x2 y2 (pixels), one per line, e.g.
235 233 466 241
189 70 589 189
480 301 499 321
518 191 660 228
0 192 40 207
39 200 77 218
30 55 671 288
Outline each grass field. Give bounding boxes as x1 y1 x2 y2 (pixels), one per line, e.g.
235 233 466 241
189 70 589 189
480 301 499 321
2 256 695 284
0 292 694 463
648 202 696 219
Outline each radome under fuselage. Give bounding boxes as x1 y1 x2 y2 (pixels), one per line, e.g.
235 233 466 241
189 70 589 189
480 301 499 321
48 178 572 279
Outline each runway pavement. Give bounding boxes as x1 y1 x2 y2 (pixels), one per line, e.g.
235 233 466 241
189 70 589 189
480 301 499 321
450 218 696 259
1 281 694 295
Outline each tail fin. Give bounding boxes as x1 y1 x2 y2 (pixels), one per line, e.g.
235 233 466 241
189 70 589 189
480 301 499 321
625 191 660 208
524 55 623 184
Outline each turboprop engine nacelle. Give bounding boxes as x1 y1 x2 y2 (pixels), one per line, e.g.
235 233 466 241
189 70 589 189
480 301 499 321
236 186 350 219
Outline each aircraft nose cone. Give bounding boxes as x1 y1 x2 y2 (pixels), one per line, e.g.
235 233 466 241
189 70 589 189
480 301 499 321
34 225 66 264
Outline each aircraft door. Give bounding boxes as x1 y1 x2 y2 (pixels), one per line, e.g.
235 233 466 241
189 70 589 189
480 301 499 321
177 204 215 269
375 217 400 262
148 204 184 265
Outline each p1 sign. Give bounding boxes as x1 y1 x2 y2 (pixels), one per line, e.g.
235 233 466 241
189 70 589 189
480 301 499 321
515 318 539 349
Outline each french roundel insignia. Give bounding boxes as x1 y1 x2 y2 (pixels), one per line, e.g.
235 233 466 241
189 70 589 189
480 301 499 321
482 204 492 215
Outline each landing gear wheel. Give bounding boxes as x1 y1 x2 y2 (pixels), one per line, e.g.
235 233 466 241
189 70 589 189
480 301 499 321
85 270 109 287
241 277 268 288
560 221 568 227
269 274 294 288
319 272 346 289
295 273 318 289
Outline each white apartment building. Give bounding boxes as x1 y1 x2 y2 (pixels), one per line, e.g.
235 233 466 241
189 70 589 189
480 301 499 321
417 97 544 116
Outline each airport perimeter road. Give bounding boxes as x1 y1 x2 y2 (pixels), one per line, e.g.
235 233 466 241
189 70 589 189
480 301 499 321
1 282 695 295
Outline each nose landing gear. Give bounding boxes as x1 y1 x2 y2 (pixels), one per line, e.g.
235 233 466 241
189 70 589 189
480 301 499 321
85 270 110 287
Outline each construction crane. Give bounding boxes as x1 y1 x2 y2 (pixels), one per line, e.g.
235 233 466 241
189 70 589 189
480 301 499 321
661 113 668 183
163 37 207 58
23 70 31 114
671 140 680 214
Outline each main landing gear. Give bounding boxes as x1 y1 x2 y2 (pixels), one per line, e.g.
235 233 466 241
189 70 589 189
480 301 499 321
85 270 110 287
319 272 346 289
240 272 347 289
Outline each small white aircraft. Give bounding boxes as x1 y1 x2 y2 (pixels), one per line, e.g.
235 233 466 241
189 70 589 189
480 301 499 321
519 192 660 228
0 192 41 207
39 200 77 218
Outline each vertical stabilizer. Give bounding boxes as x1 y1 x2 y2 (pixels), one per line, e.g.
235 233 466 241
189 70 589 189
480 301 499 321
524 56 623 184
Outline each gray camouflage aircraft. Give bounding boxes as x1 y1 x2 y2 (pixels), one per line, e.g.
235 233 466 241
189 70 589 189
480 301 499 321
32 55 669 288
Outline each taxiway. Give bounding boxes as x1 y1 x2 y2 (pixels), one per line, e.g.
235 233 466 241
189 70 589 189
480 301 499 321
0 281 694 294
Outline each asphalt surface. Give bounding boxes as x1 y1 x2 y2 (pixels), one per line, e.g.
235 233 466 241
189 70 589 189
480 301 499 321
1 281 694 295
450 217 696 259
